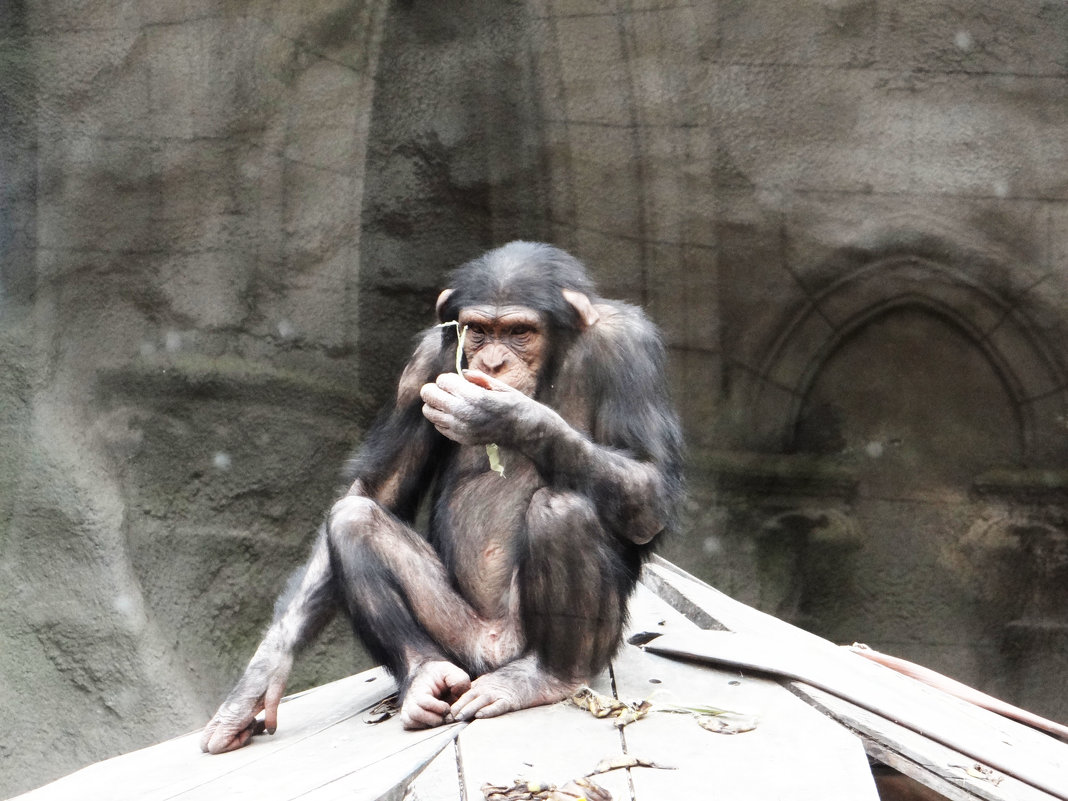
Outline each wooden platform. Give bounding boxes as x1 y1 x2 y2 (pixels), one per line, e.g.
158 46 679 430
13 558 1068 801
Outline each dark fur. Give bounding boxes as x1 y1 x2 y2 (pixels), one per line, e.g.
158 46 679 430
332 241 684 682
204 243 684 754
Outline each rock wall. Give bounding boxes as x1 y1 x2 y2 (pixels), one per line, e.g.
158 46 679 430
0 2 391 795
3 1 1068 796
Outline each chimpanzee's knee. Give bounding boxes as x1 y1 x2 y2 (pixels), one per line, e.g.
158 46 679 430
524 489 599 554
327 494 383 551
325 494 394 609
329 493 379 530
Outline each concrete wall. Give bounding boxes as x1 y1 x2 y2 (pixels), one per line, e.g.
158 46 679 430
2 1 1068 796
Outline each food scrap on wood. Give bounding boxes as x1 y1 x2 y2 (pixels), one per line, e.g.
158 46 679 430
568 687 652 728
363 694 399 724
481 776 611 801
694 713 758 734
658 701 759 735
589 755 672 775
949 763 1004 786
568 686 756 734
480 753 672 801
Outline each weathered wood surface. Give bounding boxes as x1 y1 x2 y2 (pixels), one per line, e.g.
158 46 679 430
604 584 878 801
405 582 878 801
13 570 879 801
793 683 1057 801
19 557 1064 801
10 669 458 801
641 558 1068 801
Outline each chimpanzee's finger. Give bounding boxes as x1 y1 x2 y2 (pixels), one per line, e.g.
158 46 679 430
400 693 450 729
435 371 485 400
461 369 511 392
205 721 250 755
264 680 286 735
422 403 457 433
421 381 470 416
442 668 472 700
449 688 495 722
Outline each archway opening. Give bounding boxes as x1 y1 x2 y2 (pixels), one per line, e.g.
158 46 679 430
789 305 1022 685
793 304 1023 496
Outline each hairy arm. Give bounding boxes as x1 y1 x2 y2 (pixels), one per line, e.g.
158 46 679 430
202 329 450 753
422 305 683 545
201 531 335 753
342 328 454 515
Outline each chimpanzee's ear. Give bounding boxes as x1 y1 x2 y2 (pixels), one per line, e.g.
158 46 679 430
562 289 600 330
435 289 455 322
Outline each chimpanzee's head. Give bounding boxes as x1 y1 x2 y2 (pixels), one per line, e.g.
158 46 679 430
436 242 600 395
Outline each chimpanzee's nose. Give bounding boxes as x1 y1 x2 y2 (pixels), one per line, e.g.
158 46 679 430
480 343 509 374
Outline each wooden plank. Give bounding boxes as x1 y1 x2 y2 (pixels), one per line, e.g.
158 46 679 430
643 557 836 644
615 586 879 801
401 740 463 801
640 562 1068 801
792 683 1056 801
453 678 633 801
285 725 460 801
625 576 707 639
12 669 459 801
846 646 1068 741
169 711 459 801
644 632 1067 801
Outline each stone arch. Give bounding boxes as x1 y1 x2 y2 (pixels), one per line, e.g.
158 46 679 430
751 254 1067 460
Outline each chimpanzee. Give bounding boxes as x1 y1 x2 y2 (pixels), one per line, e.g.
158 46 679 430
201 241 683 754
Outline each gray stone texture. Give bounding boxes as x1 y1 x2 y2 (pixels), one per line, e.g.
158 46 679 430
2 0 1068 796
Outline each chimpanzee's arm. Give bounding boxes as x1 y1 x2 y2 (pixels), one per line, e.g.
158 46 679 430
340 330 453 517
519 409 680 545
202 330 450 754
200 529 335 753
525 304 682 544
425 304 683 545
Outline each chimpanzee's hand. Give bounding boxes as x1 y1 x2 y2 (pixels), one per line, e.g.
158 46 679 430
420 370 551 446
200 651 291 755
400 660 471 729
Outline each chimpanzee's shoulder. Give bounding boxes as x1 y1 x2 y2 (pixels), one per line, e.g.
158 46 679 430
585 300 666 354
396 326 450 405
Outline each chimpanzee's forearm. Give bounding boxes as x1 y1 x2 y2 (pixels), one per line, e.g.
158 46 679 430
515 408 671 545
264 527 339 657
201 530 338 754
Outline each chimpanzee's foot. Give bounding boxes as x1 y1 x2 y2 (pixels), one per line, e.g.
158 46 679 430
448 655 579 722
400 660 472 729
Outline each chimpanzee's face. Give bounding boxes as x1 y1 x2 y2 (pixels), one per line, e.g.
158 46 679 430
458 304 547 395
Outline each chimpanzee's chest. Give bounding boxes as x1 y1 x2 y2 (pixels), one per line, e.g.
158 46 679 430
439 446 542 615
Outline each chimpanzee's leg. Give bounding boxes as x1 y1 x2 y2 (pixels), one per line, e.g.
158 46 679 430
328 496 445 676
519 488 637 678
448 488 637 722
326 494 523 727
